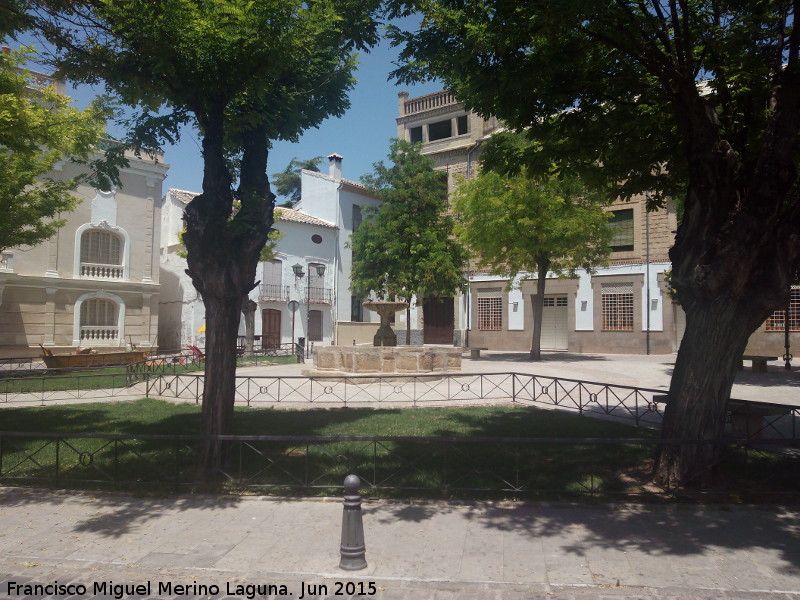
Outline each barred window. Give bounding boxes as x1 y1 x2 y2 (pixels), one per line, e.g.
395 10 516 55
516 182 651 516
766 287 800 331
80 230 121 265
608 209 634 252
80 298 117 327
602 283 634 331
477 288 503 331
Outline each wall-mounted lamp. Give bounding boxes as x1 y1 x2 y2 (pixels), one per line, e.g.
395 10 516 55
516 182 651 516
292 263 305 278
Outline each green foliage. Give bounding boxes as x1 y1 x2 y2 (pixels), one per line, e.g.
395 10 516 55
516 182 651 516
453 169 612 280
350 139 468 301
272 156 323 207
0 47 111 251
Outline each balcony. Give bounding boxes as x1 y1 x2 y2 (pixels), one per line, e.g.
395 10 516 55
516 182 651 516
306 286 332 304
80 326 119 344
80 262 124 280
259 284 290 302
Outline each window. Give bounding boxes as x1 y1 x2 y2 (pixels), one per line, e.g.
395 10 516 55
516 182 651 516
608 209 634 252
311 234 322 244
409 126 423 143
260 260 284 301
457 115 468 135
352 204 362 232
766 287 800 331
428 119 452 141
601 283 634 331
80 230 121 265
81 298 117 326
351 296 364 322
477 288 503 331
308 309 323 341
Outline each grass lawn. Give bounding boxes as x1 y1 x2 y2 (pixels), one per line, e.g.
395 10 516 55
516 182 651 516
0 354 297 393
0 399 795 501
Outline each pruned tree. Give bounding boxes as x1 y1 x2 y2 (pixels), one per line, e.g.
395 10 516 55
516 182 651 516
0 46 114 251
453 166 611 360
28 0 380 476
350 139 468 342
388 0 800 486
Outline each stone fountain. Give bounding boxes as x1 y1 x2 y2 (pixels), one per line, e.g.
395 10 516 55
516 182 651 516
363 300 408 347
305 300 462 378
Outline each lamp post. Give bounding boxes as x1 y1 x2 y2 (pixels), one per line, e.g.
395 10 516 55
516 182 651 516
292 262 326 357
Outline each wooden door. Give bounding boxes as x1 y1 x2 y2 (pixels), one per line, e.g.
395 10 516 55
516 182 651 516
261 309 281 348
423 297 454 344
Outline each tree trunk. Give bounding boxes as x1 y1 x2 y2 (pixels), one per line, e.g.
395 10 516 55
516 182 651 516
241 297 257 356
183 114 273 479
406 305 411 345
652 300 755 487
529 257 550 361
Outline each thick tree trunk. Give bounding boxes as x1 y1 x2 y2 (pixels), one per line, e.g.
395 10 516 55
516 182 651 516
529 257 550 361
183 115 273 479
652 301 756 487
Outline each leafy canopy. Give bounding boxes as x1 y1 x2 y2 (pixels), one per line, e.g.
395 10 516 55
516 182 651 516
351 139 468 301
0 46 111 251
453 166 612 280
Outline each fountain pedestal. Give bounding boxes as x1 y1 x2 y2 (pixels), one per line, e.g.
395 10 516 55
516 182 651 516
363 301 407 347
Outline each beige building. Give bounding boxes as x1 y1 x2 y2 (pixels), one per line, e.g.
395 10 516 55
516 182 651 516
397 89 799 357
0 71 168 358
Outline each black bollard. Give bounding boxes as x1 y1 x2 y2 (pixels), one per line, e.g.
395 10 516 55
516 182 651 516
339 474 367 570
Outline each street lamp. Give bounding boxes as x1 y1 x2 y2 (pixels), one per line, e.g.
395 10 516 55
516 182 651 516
292 262 327 356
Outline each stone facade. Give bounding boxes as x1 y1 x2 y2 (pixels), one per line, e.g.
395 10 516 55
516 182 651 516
0 73 168 359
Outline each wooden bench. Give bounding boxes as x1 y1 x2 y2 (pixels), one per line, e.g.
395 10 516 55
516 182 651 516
469 347 488 359
740 355 777 373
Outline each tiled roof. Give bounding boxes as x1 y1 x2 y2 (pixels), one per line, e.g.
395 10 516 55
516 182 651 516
276 208 337 229
301 169 370 191
166 190 336 229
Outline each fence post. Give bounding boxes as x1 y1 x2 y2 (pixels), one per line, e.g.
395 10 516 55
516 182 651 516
339 474 367 570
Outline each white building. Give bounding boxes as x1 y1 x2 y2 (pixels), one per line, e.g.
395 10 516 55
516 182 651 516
158 154 382 352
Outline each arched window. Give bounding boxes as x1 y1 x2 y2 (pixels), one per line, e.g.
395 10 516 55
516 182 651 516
79 298 119 343
79 229 124 279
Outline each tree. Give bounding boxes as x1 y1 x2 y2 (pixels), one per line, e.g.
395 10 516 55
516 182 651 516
388 0 800 486
272 156 323 207
0 46 111 251
453 167 611 360
29 0 381 475
350 139 468 342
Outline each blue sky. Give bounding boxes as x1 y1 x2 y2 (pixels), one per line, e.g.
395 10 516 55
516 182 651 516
12 26 442 202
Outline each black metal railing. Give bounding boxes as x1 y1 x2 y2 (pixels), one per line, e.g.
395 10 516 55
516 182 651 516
1 432 797 499
258 284 290 302
306 286 332 304
141 372 800 440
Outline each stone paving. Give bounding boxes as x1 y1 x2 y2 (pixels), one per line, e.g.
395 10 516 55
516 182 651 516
0 488 799 599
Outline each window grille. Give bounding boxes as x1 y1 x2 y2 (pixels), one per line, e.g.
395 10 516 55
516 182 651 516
601 283 634 331
80 230 121 265
608 209 634 252
477 288 503 331
80 298 116 327
766 286 800 331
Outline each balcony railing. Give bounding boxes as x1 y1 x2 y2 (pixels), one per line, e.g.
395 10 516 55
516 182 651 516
258 284 290 302
80 262 124 280
80 326 119 343
306 286 332 304
403 90 458 115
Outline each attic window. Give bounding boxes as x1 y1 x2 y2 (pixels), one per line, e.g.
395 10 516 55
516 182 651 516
312 234 322 244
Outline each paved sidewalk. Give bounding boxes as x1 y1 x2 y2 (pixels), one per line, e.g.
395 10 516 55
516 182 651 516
1 488 799 600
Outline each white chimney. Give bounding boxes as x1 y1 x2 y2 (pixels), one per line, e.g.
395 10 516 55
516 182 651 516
328 153 343 180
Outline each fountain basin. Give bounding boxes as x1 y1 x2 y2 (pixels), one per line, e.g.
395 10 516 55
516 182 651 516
306 345 462 378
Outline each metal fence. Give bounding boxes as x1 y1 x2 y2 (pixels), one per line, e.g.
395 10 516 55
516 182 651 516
0 431 797 499
142 371 800 439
